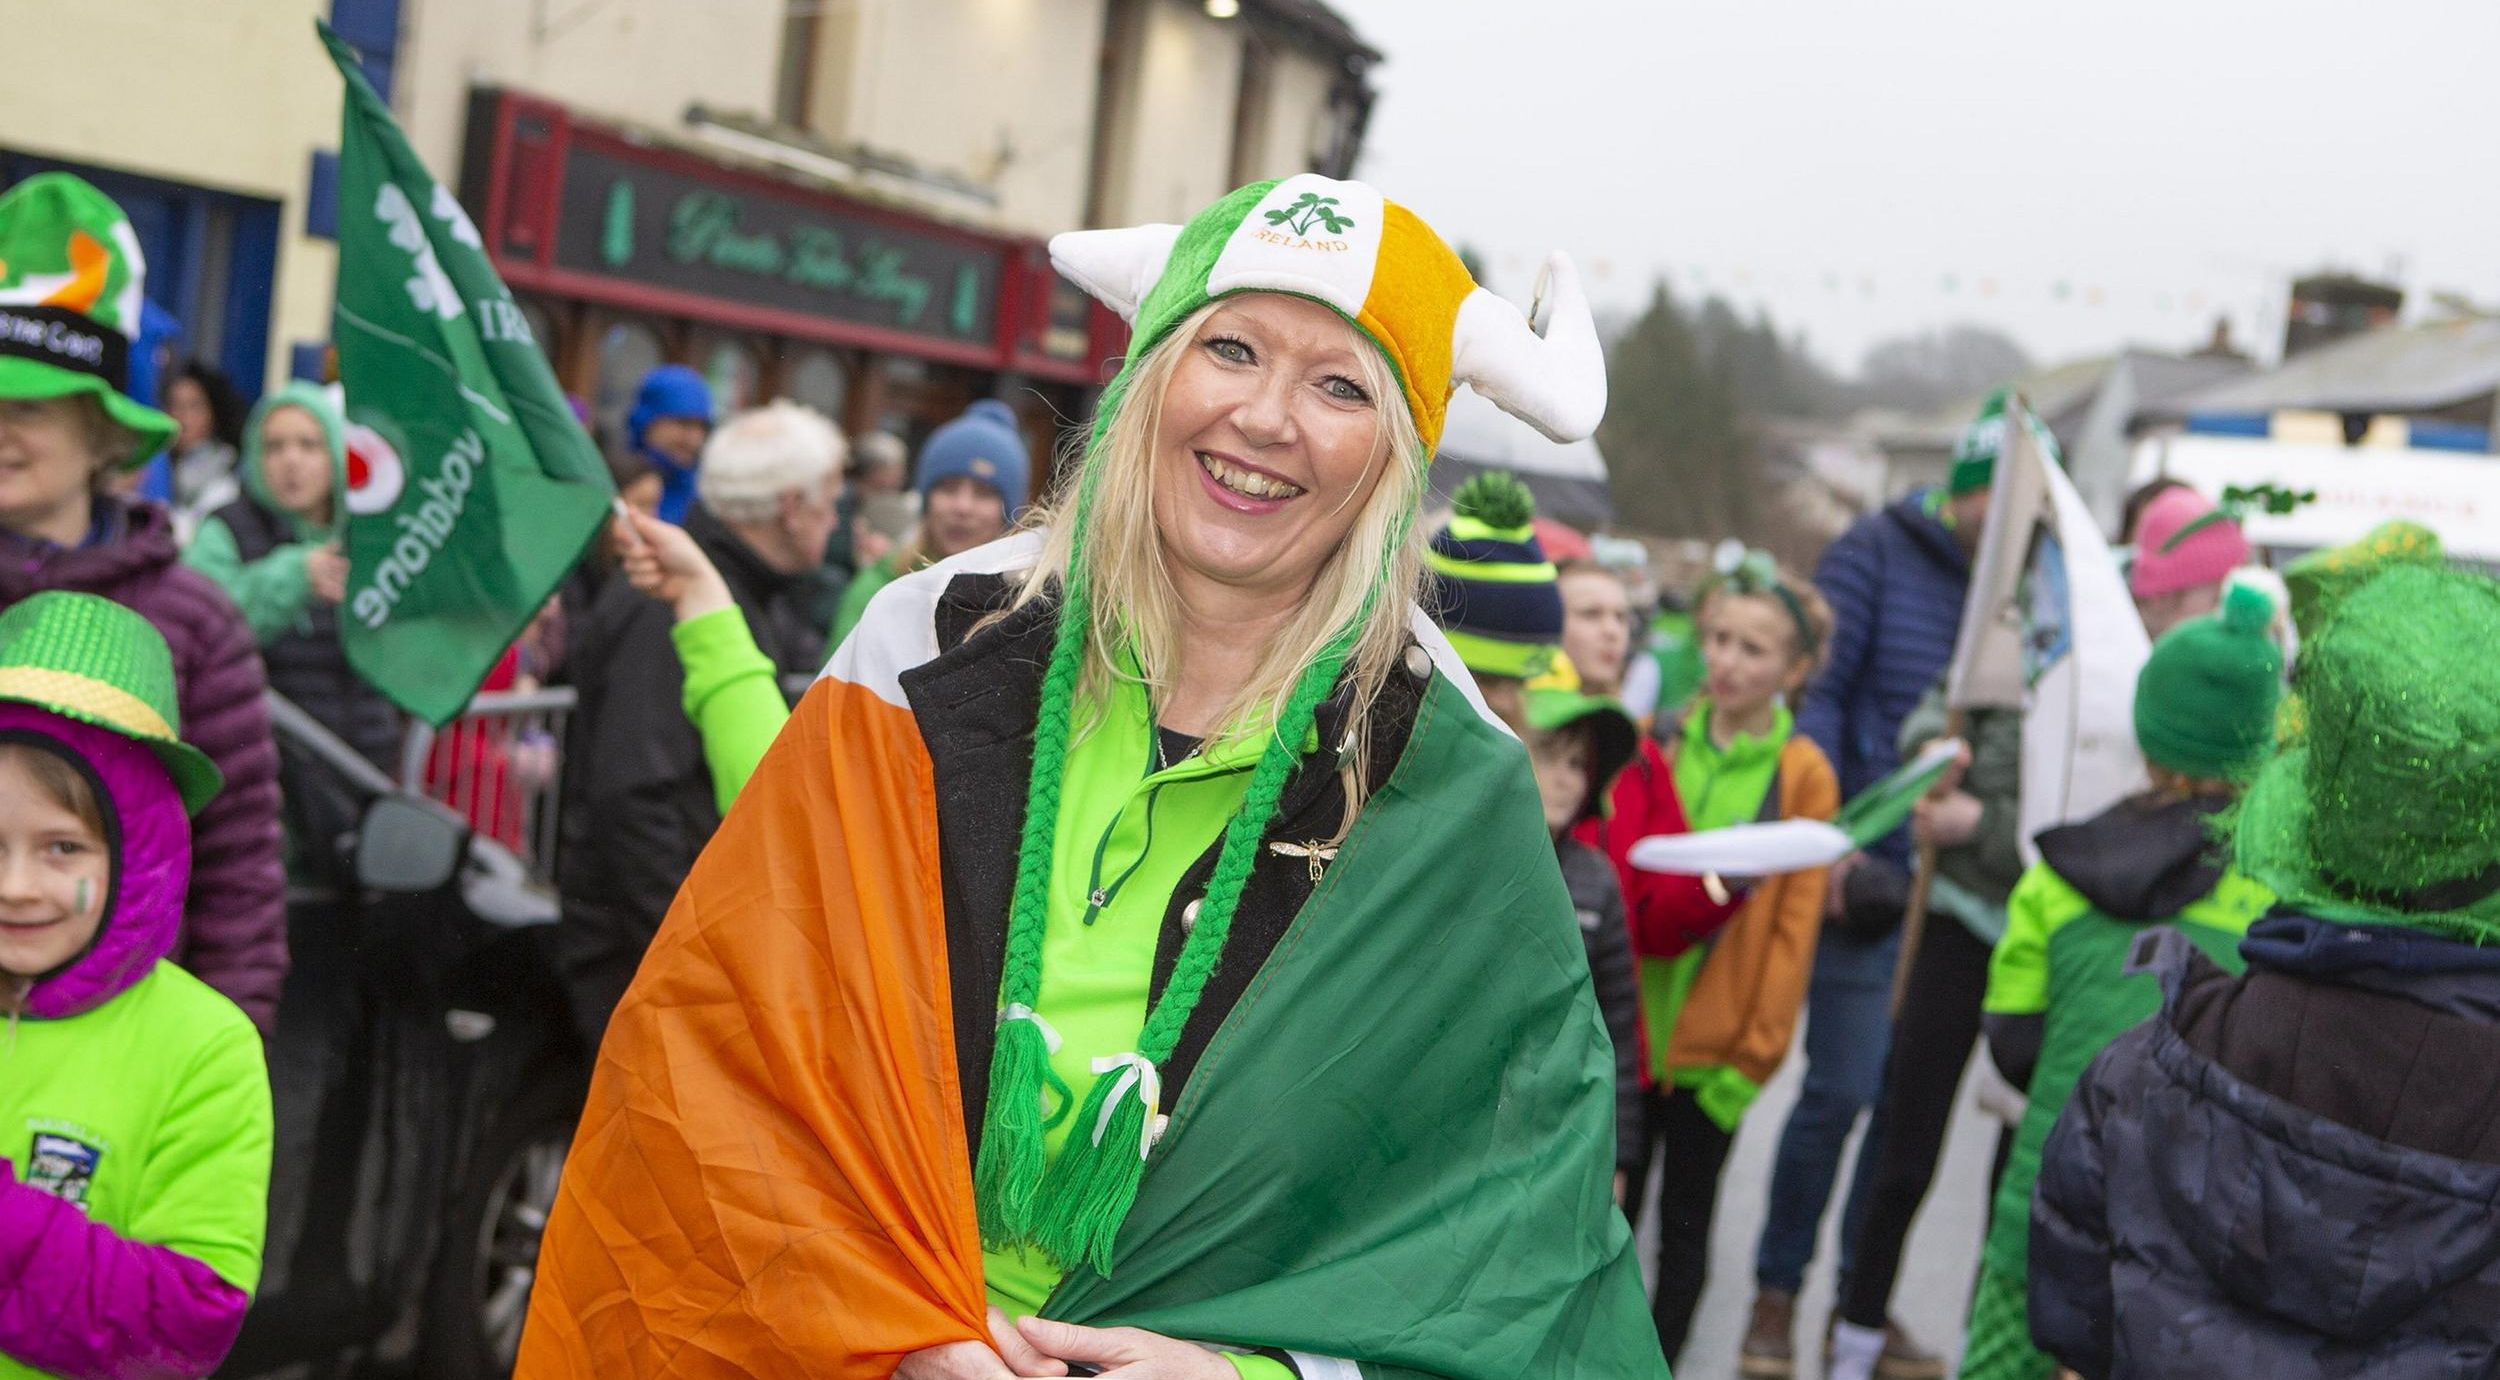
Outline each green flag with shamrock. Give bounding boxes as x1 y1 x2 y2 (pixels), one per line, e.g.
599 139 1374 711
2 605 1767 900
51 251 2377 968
318 20 612 726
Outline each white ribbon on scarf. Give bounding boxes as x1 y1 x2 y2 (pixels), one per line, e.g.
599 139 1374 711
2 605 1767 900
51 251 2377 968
998 1003 1063 1052
1090 1053 1167 1160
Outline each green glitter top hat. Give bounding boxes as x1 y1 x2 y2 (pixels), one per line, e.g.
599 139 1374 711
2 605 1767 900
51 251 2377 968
2234 562 2500 940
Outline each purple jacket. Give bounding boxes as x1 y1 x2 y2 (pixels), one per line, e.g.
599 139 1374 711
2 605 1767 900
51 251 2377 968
0 705 263 1379
0 500 286 1030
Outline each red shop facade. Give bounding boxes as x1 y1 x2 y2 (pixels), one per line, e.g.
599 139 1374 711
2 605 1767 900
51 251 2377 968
458 87 1122 467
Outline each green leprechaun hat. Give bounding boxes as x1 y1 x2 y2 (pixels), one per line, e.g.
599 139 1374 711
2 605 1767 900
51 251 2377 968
2234 562 2500 941
0 593 221 814
0 173 177 463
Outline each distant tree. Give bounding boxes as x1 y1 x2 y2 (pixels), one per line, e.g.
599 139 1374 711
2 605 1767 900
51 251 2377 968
1599 282 1756 538
1855 324 2033 412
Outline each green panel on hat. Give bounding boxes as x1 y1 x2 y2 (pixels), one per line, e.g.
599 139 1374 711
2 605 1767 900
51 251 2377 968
0 592 222 813
0 172 178 462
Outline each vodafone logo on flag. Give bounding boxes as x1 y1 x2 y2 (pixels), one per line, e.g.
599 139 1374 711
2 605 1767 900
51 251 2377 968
343 422 407 516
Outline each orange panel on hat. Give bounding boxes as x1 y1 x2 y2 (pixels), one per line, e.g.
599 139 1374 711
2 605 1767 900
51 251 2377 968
1355 202 1476 456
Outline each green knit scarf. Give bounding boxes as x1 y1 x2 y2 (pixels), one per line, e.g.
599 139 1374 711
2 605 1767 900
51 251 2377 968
973 364 1402 1274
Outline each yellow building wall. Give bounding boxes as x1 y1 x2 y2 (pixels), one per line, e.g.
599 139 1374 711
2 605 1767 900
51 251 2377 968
393 0 786 182
810 0 1107 237
1241 46 1339 183
1095 0 1244 227
0 0 340 393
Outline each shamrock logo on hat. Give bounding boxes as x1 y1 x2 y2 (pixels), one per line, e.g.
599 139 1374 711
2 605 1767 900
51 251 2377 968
1264 192 1356 237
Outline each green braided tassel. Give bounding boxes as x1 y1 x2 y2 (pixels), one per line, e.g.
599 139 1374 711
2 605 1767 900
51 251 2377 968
974 1015 1052 1244
1030 643 1350 1273
974 563 1094 1245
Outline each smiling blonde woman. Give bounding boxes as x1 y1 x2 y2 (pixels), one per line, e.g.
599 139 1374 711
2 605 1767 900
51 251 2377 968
520 176 1662 1380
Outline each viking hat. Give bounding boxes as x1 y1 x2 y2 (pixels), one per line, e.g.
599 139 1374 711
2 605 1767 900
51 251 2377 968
1051 174 1606 455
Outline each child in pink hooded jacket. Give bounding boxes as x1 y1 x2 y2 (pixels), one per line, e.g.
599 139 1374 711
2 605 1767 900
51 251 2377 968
0 592 272 1380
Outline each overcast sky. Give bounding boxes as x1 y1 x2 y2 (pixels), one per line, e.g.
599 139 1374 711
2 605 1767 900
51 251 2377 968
1332 0 2500 374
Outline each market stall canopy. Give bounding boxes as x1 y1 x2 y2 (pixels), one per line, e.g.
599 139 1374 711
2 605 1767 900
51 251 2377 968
1429 384 1614 529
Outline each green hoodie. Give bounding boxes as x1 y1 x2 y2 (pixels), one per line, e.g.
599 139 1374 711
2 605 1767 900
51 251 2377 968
180 382 349 646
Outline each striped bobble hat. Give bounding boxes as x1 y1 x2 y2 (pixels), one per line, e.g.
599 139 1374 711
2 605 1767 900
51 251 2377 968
972 179 1609 1274
1429 472 1563 680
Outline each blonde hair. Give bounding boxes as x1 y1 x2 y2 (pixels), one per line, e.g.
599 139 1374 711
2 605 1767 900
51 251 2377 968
1008 298 1428 796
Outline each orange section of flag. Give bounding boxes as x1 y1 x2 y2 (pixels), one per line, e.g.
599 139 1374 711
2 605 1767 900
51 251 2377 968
517 676 986 1378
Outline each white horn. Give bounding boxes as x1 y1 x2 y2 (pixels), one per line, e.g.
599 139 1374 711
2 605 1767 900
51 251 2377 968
1048 223 1183 323
1449 253 1607 443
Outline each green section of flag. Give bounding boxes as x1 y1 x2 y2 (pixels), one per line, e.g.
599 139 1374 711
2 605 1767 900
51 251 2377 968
318 21 612 726
1043 675 1666 1378
1835 738 1964 851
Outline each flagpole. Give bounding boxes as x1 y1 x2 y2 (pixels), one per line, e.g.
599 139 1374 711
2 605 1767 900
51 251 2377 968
1889 708 1962 1018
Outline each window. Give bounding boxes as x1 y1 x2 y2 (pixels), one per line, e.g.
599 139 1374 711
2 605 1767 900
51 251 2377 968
595 318 665 444
783 347 849 422
696 333 760 414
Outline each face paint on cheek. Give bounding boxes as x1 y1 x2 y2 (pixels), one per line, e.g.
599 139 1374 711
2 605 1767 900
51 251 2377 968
75 878 89 915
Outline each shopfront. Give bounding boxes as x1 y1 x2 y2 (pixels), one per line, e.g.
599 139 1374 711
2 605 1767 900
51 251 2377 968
459 88 1120 473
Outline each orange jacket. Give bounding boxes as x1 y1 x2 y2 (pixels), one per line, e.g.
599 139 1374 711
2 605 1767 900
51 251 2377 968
1660 735 1838 1086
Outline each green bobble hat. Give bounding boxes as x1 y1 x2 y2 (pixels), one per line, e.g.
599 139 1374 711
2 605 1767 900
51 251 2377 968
2133 582 2284 782
0 174 178 463
1428 472 1564 680
2234 562 2500 941
0 592 222 814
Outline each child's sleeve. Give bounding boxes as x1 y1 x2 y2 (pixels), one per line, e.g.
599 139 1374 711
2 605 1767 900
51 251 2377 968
180 515 314 647
1582 874 1648 1173
1984 863 2065 1018
1984 864 2077 1090
0 1009 271 1380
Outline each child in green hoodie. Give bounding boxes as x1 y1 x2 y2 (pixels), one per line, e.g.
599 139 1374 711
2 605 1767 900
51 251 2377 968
180 383 402 773
0 592 272 1380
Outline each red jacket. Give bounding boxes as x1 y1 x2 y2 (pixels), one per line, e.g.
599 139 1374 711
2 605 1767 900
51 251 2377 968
0 500 287 1031
1573 738 1746 962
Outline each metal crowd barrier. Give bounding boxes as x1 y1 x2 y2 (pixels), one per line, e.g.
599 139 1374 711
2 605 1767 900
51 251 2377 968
399 687 575 890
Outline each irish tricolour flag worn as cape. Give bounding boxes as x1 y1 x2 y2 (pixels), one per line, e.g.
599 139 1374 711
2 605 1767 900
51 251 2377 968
519 176 1660 1379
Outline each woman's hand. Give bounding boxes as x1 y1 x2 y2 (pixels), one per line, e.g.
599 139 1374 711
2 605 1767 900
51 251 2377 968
895 1341 1015 1379
1016 1317 1237 1378
304 542 349 605
894 1310 1072 1379
613 507 733 623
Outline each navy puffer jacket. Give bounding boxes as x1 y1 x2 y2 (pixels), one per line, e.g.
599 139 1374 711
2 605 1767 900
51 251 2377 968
1794 491 1967 866
2032 915 2500 1379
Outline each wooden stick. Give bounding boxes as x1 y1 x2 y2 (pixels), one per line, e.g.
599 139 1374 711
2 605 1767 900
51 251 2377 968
1890 708 1966 1018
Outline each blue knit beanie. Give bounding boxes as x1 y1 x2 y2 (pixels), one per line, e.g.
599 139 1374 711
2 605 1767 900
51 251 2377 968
916 399 1029 515
627 364 715 448
1427 473 1562 680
